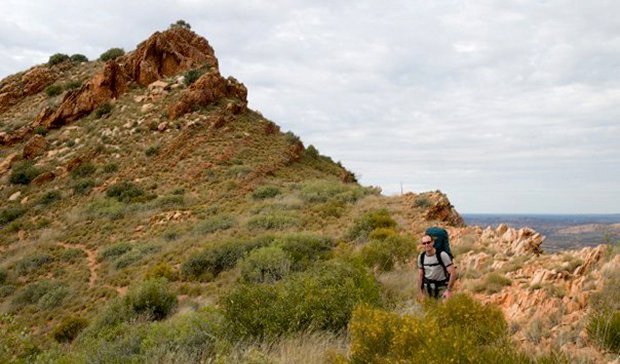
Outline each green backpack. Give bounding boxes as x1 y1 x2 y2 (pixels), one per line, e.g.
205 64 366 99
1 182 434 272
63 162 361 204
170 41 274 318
425 226 452 258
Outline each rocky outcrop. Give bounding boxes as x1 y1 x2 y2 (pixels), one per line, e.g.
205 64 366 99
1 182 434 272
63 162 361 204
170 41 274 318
125 28 218 86
0 67 56 113
480 224 544 256
33 27 220 130
22 135 48 159
168 71 247 119
0 152 19 176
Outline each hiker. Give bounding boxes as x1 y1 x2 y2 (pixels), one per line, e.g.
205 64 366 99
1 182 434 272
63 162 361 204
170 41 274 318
418 234 456 299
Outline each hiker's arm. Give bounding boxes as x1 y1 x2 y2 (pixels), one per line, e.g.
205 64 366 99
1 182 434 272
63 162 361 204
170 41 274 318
446 264 457 291
418 268 425 295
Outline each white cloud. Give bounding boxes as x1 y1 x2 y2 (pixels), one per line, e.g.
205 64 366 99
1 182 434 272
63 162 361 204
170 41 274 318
1 0 619 213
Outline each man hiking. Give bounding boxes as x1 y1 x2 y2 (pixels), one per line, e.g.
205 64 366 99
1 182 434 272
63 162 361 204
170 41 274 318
418 234 456 299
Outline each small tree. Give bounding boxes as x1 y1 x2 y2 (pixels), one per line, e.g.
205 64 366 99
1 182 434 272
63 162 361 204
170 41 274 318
170 19 191 29
70 54 88 63
99 47 125 61
48 53 70 66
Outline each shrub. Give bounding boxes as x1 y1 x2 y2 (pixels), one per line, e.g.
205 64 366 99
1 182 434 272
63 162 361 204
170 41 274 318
95 102 113 118
16 254 54 275
360 235 416 272
193 215 235 235
48 53 70 66
0 207 26 225
299 180 367 204
85 198 127 220
145 262 178 281
64 80 83 90
38 190 61 205
347 209 397 242
74 164 99 184
34 126 47 136
348 294 518 363
275 234 334 271
38 285 69 309
53 316 88 343
0 268 7 284
145 145 160 157
99 242 132 261
170 19 192 29
247 213 300 230
251 186 281 200
181 237 273 279
9 161 41 185
113 250 143 269
223 259 381 338
154 195 184 208
45 84 63 97
484 273 512 294
588 275 620 353
106 181 145 202
305 144 320 158
73 178 95 195
125 279 177 320
70 54 88 63
238 246 292 283
99 47 125 61
102 163 118 173
184 69 204 86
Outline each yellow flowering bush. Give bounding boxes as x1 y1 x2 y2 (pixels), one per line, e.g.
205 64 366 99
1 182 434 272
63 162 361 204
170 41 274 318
348 294 527 363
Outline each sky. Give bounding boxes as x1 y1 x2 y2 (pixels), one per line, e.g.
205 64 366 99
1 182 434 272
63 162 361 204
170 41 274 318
1 0 619 214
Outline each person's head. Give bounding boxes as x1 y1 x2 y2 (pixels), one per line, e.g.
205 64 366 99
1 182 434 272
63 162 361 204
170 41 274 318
421 234 435 253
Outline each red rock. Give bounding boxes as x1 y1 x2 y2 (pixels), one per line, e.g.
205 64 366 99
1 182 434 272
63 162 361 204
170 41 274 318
22 135 48 159
0 66 56 113
32 171 55 185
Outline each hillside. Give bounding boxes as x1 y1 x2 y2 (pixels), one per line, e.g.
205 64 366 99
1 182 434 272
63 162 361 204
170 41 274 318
0 26 618 363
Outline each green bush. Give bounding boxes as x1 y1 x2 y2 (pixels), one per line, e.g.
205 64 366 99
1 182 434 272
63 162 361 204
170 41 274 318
588 275 620 353
247 213 300 230
102 163 118 173
193 215 235 235
85 198 127 220
99 47 125 61
38 190 61 205
0 268 7 284
73 178 95 195
0 207 26 225
64 80 83 90
125 279 177 320
360 235 416 272
9 161 41 185
70 54 88 63
145 145 160 157
70 163 96 178
251 185 281 200
34 126 48 136
12 281 66 309
223 259 381 338
53 316 88 343
16 254 54 275
275 234 334 270
95 102 113 118
347 209 397 242
45 84 63 97
106 181 145 202
48 53 70 66
170 19 192 29
299 180 367 204
184 69 204 86
145 262 178 281
305 144 320 158
181 237 274 280
113 251 144 269
238 246 292 283
348 294 518 363
99 242 132 261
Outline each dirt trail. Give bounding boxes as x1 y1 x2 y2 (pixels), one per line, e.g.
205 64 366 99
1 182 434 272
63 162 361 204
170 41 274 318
58 242 99 288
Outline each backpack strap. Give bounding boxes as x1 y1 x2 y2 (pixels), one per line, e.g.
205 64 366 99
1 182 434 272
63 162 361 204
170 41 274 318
435 251 450 282
419 252 426 290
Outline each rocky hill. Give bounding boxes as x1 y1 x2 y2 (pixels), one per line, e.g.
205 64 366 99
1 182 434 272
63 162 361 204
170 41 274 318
0 26 618 363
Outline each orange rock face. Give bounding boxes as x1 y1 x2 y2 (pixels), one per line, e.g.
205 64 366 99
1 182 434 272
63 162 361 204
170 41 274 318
125 27 219 86
22 135 48 159
0 67 56 113
168 71 247 119
34 27 221 130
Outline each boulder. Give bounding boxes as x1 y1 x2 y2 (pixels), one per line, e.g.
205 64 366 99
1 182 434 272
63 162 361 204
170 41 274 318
32 171 55 185
23 135 48 159
0 152 19 176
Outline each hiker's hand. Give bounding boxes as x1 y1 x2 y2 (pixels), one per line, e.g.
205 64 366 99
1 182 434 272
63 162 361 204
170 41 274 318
442 289 453 299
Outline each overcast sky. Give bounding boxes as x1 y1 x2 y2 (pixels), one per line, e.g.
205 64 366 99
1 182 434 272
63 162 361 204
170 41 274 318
2 0 619 213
